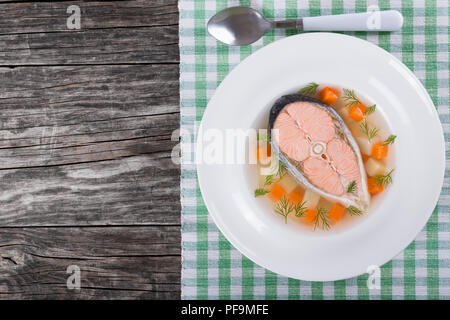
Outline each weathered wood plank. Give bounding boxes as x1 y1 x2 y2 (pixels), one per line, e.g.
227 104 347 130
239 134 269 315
0 64 179 168
0 0 183 299
0 154 180 226
0 1 178 33
0 26 179 65
0 64 181 226
0 1 179 65
0 226 180 299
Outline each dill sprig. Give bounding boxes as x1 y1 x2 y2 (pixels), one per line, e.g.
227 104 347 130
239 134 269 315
375 169 394 187
264 175 274 186
364 104 376 115
347 205 363 216
257 130 271 142
274 196 295 224
294 201 308 218
277 162 287 177
383 135 397 145
313 208 331 231
298 82 319 96
254 188 269 197
346 181 357 194
342 89 361 106
264 162 287 187
360 120 379 142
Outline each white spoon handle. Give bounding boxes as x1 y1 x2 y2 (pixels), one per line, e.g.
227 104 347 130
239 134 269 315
303 10 403 32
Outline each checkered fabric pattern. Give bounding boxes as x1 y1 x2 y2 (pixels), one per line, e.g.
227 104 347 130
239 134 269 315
179 0 449 299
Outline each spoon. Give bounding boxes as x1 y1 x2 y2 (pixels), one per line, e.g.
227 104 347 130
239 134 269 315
207 6 403 45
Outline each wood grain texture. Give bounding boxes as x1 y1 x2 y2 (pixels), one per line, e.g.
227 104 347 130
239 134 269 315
0 1 179 65
0 65 179 168
0 1 178 33
0 0 182 299
0 226 180 299
0 155 180 226
1 26 179 65
0 0 179 65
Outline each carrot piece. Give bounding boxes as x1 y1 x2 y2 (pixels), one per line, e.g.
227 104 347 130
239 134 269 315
256 143 271 161
329 203 345 222
304 209 318 222
367 177 384 195
268 183 286 202
320 87 339 104
348 103 366 122
371 143 388 159
288 189 303 204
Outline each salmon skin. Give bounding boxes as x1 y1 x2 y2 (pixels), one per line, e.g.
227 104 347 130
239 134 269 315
269 94 370 211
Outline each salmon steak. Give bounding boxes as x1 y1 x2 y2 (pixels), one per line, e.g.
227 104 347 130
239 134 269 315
269 94 370 211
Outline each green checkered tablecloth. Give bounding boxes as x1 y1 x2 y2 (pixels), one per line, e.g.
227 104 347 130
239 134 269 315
179 0 449 299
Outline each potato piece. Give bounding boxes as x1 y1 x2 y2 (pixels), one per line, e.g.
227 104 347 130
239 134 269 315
365 158 386 177
303 189 320 209
278 174 299 193
347 122 363 138
356 137 372 155
259 154 279 176
317 197 333 212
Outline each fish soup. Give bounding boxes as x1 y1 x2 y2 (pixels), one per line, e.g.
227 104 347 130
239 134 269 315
254 83 396 231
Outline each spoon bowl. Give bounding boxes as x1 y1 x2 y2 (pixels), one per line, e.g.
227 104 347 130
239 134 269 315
207 7 272 46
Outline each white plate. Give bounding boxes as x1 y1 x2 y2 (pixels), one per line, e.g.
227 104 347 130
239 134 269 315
197 33 445 281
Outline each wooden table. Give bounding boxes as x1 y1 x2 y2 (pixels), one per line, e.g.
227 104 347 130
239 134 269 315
0 1 180 299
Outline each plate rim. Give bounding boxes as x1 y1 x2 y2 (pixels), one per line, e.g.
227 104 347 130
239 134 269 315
196 32 446 281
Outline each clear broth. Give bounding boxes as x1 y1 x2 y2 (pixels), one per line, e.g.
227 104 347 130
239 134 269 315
254 84 396 232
